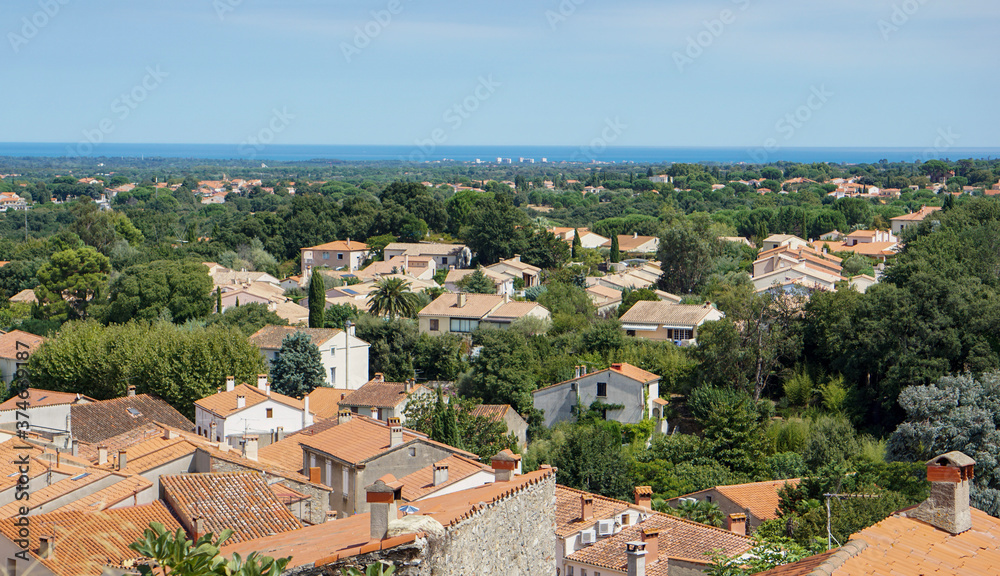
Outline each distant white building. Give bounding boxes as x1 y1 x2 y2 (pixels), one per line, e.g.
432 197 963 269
194 375 314 445
249 325 370 390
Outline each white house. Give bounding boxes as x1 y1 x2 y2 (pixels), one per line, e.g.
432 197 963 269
0 330 45 385
300 239 369 275
194 375 314 446
249 325 370 390
532 363 663 428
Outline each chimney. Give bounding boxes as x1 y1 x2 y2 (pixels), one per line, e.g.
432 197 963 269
374 373 385 383
574 365 582 379
236 395 246 409
457 293 467 308
388 418 403 448
366 477 398 540
303 395 312 427
634 486 653 509
726 513 747 536
39 536 54 560
346 320 355 337
491 449 521 482
404 379 412 393
226 376 235 392
242 435 259 461
633 232 638 239
127 385 136 397
433 462 449 486
504 292 510 304
209 421 217 441
641 529 659 564
117 449 127 471
275 426 285 442
71 439 79 457
626 541 647 576
257 374 268 392
581 494 594 521
910 451 975 534
193 517 204 540
97 446 108 466
338 409 353 425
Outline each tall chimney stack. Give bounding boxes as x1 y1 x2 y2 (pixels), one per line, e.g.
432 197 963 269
97 446 108 466
338 409 353 425
433 462 449 486
117 450 127 471
726 513 747 536
242 435 259 462
257 374 268 392
641 529 659 565
626 541 647 576
303 395 312 427
634 485 653 509
225 376 235 392
457 293 467 308
581 494 594 521
236 395 246 409
910 451 975 534
388 417 403 448
366 477 398 540
127 385 136 397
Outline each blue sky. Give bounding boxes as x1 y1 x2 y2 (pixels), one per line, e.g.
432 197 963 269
3 0 998 148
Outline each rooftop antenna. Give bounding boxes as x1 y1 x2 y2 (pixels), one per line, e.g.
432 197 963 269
824 492 879 550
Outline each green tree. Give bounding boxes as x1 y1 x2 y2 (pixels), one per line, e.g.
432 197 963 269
104 261 213 324
367 277 421 319
466 193 527 265
656 225 716 295
571 229 582 258
456 269 496 294
404 391 517 461
610 234 620 263
461 328 538 414
344 562 396 576
308 271 325 328
130 522 289 576
207 302 288 336
270 332 326 398
551 423 634 500
430 387 461 448
36 246 111 320
617 288 659 317
670 499 724 527
412 333 466 381
354 314 417 381
325 303 360 330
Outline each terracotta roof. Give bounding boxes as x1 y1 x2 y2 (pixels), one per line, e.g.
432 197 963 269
890 206 942 222
417 293 505 319
533 362 660 394
752 549 839 576
619 301 722 327
194 383 305 418
303 240 368 252
161 472 302 543
470 404 512 422
397 454 493 501
489 301 548 321
249 325 341 349
602 235 660 251
52 475 154 513
298 416 475 465
0 329 45 360
586 284 625 302
0 502 182 576
568 510 751 572
258 418 342 472
0 387 93 411
8 288 36 303
383 242 467 256
270 482 310 504
339 380 426 409
306 387 354 419
220 468 556 570
555 484 635 538
70 394 194 443
675 479 800 522
0 467 118 518
754 508 1000 576
76 423 166 463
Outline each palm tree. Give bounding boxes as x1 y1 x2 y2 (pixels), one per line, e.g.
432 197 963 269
367 277 421 319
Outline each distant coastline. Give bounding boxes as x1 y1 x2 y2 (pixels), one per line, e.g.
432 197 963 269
0 142 997 164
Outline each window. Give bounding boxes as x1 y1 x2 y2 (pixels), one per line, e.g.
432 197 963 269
322 251 329 260
449 318 479 333
665 328 694 341
266 408 273 418
337 252 344 260
330 367 337 383
429 319 439 331
567 567 574 576
342 468 349 493
197 426 201 435
706 495 712 503
409 447 416 457
627 330 636 337
441 257 448 265
581 570 587 576
597 382 607 397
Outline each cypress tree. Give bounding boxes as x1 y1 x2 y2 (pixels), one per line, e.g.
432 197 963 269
308 271 325 328
216 287 222 314
572 229 582 259
610 234 621 263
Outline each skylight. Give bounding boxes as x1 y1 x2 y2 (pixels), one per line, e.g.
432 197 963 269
126 407 142 417
70 473 90 481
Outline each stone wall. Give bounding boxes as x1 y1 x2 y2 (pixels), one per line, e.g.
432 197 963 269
321 474 556 576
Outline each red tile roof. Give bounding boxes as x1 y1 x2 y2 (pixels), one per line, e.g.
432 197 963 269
0 502 182 576
257 418 342 472
298 416 475 465
194 383 305 418
52 475 153 513
397 454 493 501
70 394 194 444
534 362 660 394
161 472 302 543
303 240 368 252
555 484 636 538
220 468 556 569
0 387 93 411
674 478 800 522
306 387 354 419
0 329 45 360
249 325 342 349
339 380 426 409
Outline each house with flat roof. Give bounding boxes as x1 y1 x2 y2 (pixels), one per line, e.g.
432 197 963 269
619 301 724 344
533 362 662 428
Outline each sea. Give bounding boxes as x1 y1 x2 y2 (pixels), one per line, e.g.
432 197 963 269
0 143 998 165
